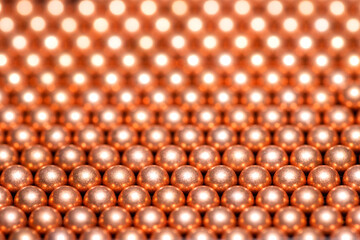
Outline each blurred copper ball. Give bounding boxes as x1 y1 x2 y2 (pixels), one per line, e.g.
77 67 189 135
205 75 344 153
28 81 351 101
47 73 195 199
308 165 340 193
168 206 201 234
290 186 324 213
310 206 343 234
221 227 252 240
290 106 320 131
0 145 18 171
41 125 71 151
185 228 217 240
293 227 325 240
273 206 306 235
257 227 287 240
103 165 135 192
274 125 304 152
224 106 254 131
115 227 146 240
140 125 171 152
20 145 52 172
324 106 354 131
238 206 271 234
326 185 359 213
239 165 271 192
63 206 97 234
206 125 237 151
7 125 37 151
159 106 187 131
0 186 12 209
35 165 67 193
240 125 271 152
153 185 185 213
203 206 236 234
49 185 82 214
134 206 166 234
330 227 360 240
29 206 62 234
9 227 40 240
99 206 132 234
341 125 360 151
307 125 338 152
174 125 205 151
0 165 33 192
44 227 76 240
290 145 322 172
107 125 138 151
14 185 47 213
256 186 289 213
73 125 104 151
79 227 111 240
257 106 287 131
191 106 220 131
68 165 101 192
118 186 151 213
0 206 27 234
273 165 306 193
171 165 203 192
150 227 182 240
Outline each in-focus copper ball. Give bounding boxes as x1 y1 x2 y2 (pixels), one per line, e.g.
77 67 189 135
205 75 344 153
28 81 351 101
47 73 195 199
346 206 360 232
326 185 359 213
122 145 153 172
155 145 187 172
221 186 253 213
99 207 132 234
203 206 236 234
115 227 146 240
153 185 185 213
273 125 304 152
189 145 220 172
7 125 37 151
239 206 271 234
174 125 205 151
140 125 171 152
150 227 182 240
68 165 101 192
0 206 27 234
273 206 306 235
290 186 324 213
222 145 255 172
330 227 360 240
137 165 169 193
257 106 287 131
83 185 116 213
273 166 306 193
0 165 33 192
103 165 135 192
171 165 203 192
293 227 325 240
35 165 67 193
206 125 237 151
204 165 237 192
41 125 71 151
63 206 97 234
88 145 120 172
134 206 166 234
49 185 82 214
256 186 289 213
28 206 62 234
290 145 322 172
310 206 343 234
221 227 252 240
14 185 47 213
0 145 18 171
307 125 338 151
224 106 254 131
187 186 220 213
168 206 202 234
308 165 340 193
54 145 86 172
20 144 52 172
343 165 360 191
341 125 360 151
73 125 104 151
44 227 76 240
185 228 217 240
0 186 12 209
118 186 151 213
239 165 271 192
9 227 40 240
324 145 356 172
324 106 354 131
256 145 288 173
108 125 138 151
240 125 271 152
79 227 111 240
290 106 320 131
